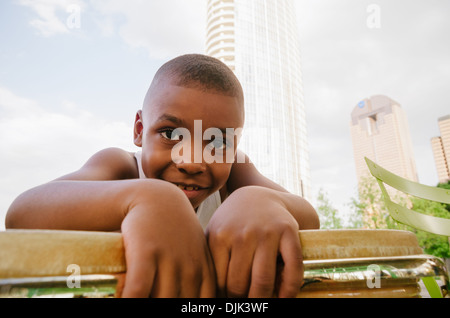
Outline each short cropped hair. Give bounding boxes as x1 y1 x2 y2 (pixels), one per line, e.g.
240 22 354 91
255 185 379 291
146 54 244 104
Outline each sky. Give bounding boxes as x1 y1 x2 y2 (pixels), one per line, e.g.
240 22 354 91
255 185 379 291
1 0 449 230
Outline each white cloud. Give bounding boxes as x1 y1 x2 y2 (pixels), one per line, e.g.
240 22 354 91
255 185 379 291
18 0 207 58
90 0 206 59
0 86 136 230
17 0 85 37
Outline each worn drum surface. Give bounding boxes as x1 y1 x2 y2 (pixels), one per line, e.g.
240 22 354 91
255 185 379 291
0 229 448 298
0 229 125 298
298 229 449 298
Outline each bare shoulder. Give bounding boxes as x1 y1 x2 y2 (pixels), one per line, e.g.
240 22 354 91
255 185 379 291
56 147 139 181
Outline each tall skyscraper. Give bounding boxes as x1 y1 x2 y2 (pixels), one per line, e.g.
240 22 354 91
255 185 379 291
350 95 418 186
431 115 450 184
206 0 311 199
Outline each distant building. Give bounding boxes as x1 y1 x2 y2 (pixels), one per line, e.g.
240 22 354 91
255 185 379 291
350 95 418 186
206 0 311 199
431 115 450 184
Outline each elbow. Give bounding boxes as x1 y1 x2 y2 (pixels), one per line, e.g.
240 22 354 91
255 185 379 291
310 209 320 230
5 198 24 229
5 205 19 229
309 203 321 230
298 199 320 230
5 192 34 229
5 217 17 229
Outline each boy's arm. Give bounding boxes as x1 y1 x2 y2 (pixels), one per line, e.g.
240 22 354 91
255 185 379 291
226 150 319 229
6 148 138 230
6 148 216 297
207 150 319 298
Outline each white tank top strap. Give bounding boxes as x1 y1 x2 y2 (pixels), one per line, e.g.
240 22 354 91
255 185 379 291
134 151 146 179
196 191 221 230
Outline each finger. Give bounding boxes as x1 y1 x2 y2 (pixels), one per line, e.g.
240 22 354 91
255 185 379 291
199 258 217 298
199 274 217 298
199 249 217 298
226 241 255 297
276 230 303 298
150 262 181 298
207 234 230 297
121 256 156 298
155 253 212 298
178 254 214 298
248 236 279 298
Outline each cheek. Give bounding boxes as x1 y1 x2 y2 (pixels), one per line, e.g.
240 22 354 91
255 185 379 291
141 144 173 179
210 163 233 190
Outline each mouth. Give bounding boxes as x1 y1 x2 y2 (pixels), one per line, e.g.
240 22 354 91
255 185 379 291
170 182 209 201
176 184 202 191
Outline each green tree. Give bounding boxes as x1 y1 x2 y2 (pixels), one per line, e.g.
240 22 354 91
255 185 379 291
409 197 450 258
346 196 363 229
349 174 401 230
316 189 343 229
437 181 450 212
437 180 450 190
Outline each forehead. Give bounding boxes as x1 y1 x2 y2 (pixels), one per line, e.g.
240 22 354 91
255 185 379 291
143 84 244 129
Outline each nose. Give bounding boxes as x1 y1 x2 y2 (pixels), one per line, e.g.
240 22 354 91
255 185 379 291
172 138 208 175
176 161 207 175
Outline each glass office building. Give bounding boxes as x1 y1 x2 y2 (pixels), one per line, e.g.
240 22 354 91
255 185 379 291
206 0 311 199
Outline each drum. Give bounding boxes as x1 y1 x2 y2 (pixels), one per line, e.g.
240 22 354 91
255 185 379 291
0 229 448 298
298 229 449 298
0 229 126 298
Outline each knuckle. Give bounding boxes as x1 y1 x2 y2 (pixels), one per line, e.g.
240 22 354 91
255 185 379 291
277 280 301 298
233 228 254 244
227 283 249 298
254 226 278 244
252 273 275 291
125 284 148 297
184 261 204 280
278 217 298 231
284 282 301 297
206 227 229 246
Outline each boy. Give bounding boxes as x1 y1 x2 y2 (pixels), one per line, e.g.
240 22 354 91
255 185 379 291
6 54 319 298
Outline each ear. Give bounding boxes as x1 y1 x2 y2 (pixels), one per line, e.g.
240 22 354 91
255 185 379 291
133 110 143 147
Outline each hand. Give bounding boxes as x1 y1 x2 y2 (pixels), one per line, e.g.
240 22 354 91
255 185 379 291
120 180 216 297
206 186 303 298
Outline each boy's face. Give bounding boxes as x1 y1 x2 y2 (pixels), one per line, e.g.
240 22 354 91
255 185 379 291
134 81 244 209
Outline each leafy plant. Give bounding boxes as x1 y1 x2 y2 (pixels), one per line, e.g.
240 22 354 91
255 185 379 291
315 188 343 229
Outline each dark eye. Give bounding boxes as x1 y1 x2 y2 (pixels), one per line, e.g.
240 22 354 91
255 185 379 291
213 138 226 150
207 136 228 151
161 129 182 141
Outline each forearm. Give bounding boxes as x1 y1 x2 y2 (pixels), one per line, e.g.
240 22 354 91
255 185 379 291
208 185 318 298
229 185 320 230
272 189 320 230
6 179 153 231
227 153 320 230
